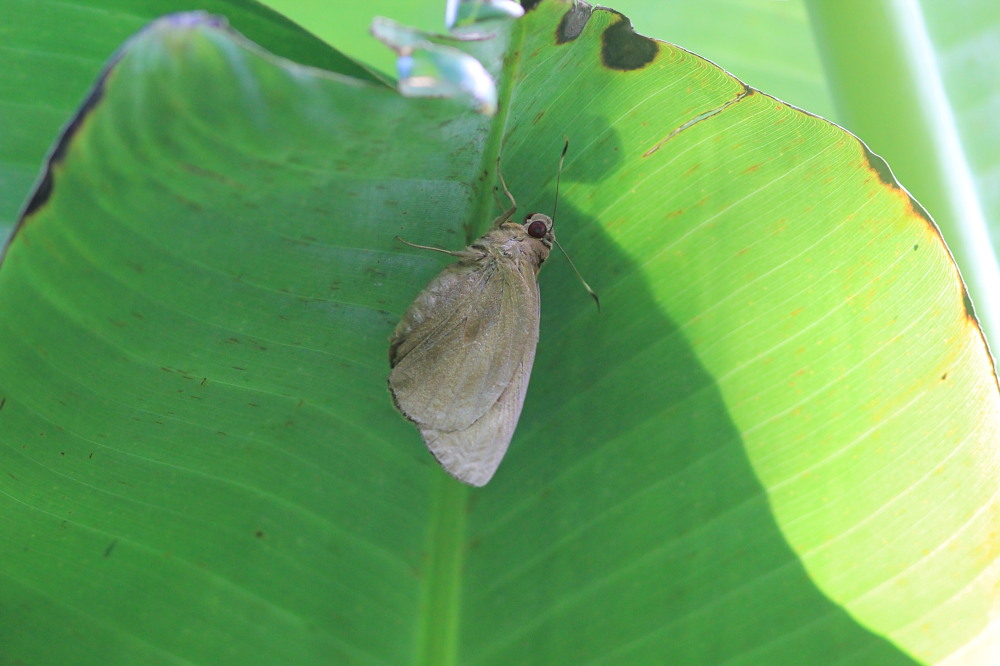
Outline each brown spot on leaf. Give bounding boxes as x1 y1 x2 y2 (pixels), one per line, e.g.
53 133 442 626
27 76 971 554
860 142 896 187
962 288 976 322
644 86 751 156
906 194 934 228
860 141 937 231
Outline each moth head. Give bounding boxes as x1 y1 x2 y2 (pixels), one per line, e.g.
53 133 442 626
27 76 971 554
523 213 554 245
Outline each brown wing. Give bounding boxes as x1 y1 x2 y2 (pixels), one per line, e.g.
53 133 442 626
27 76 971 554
388 254 540 485
421 347 534 486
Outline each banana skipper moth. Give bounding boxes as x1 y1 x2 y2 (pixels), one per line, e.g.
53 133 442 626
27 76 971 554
388 141 596 486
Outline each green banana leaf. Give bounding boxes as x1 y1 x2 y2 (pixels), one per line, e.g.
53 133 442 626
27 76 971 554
0 0 379 235
1 1 997 664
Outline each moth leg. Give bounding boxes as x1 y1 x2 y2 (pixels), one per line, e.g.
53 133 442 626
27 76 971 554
494 155 517 226
396 236 468 257
491 184 505 214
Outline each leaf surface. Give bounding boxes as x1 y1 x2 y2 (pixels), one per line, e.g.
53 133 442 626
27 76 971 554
0 2 996 664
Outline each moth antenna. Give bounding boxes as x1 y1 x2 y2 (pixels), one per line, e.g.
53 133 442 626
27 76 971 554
554 238 600 311
551 137 569 221
549 138 598 310
396 236 464 257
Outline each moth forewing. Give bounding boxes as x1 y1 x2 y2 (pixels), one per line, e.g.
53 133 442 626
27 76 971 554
389 260 524 431
388 218 552 486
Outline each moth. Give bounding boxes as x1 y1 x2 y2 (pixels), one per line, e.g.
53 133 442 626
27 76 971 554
388 143 595 486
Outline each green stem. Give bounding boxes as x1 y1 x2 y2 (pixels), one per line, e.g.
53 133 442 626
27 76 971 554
468 14 528 245
415 474 468 666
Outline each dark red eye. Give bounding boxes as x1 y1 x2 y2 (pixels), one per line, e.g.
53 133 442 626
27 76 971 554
527 219 548 238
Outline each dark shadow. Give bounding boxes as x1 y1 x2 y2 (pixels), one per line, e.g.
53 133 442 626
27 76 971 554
459 198 919 664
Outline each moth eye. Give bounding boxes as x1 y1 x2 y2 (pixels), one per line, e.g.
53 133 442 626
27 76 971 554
527 219 548 239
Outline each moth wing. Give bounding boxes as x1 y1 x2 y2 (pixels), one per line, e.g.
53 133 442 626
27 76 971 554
389 256 539 435
421 344 535 486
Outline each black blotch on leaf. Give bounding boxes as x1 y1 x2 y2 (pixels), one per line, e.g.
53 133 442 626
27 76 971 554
556 1 593 43
601 12 658 71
